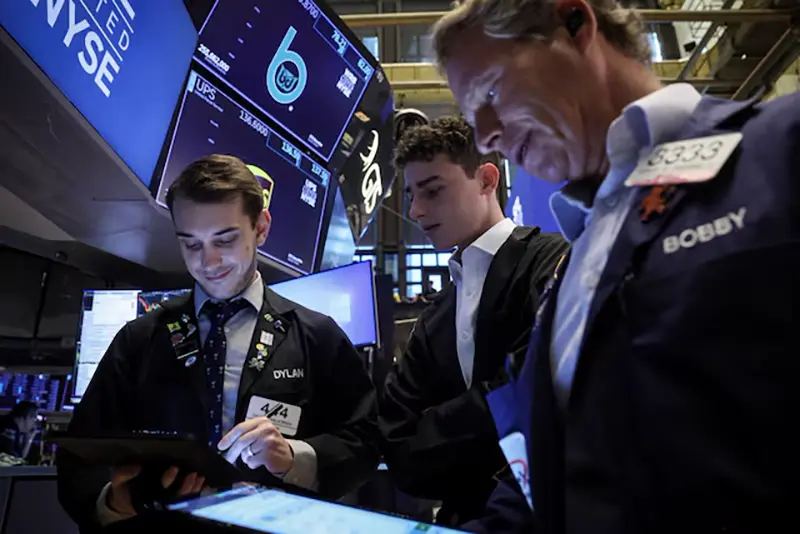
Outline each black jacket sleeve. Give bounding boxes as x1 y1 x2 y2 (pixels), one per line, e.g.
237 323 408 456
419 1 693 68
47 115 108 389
461 478 536 534
305 317 381 499
379 313 504 501
56 322 142 533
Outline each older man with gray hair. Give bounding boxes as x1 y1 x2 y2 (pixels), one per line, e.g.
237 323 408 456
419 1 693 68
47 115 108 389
432 0 800 533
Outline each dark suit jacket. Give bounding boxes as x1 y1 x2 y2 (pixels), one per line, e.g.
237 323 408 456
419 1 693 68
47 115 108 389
474 92 800 533
379 227 569 525
58 285 379 533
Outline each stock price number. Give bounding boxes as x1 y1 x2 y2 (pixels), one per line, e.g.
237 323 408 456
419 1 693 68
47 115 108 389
311 162 330 184
357 58 374 80
239 109 270 138
297 0 320 18
198 43 230 74
281 141 301 163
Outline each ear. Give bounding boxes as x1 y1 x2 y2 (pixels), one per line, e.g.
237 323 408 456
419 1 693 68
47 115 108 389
555 0 596 54
476 162 500 195
255 209 271 247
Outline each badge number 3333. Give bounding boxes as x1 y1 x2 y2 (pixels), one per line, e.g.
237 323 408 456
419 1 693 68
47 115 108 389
625 133 742 187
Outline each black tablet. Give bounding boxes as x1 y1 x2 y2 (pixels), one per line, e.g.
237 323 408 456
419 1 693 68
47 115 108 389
168 485 469 534
52 432 245 489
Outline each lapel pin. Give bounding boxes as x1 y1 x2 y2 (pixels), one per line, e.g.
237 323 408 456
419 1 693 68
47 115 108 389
170 333 185 346
260 331 274 346
274 320 285 333
264 313 274 323
249 354 266 371
185 355 197 367
186 324 197 337
181 314 191 323
640 185 676 222
167 322 181 333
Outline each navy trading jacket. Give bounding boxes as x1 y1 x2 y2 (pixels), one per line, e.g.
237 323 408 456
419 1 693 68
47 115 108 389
471 91 800 534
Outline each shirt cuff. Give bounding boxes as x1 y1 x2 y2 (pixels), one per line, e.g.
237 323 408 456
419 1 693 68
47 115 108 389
96 482 135 526
281 439 319 491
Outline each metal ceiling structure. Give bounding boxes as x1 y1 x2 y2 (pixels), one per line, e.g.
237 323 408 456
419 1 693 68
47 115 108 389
342 4 800 106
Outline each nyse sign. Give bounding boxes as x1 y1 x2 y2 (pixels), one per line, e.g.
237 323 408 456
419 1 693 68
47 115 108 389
359 129 383 215
0 0 196 185
29 0 136 98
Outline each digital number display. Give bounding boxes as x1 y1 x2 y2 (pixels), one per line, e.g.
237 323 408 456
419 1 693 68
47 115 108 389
157 71 330 274
196 0 374 162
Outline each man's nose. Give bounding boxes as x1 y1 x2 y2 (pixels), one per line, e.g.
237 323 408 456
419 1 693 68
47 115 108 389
474 107 503 154
201 246 222 269
409 197 425 221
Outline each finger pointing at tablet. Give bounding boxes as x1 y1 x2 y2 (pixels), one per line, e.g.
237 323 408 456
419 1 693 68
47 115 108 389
218 417 294 475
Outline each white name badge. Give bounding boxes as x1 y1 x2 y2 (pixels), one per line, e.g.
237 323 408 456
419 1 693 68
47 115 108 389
245 396 301 437
499 431 534 510
625 133 743 187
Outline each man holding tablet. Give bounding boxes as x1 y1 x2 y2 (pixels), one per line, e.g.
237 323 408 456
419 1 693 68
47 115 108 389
57 155 380 531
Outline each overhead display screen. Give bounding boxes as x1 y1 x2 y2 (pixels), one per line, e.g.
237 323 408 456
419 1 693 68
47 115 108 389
157 71 331 274
0 0 197 187
196 0 375 162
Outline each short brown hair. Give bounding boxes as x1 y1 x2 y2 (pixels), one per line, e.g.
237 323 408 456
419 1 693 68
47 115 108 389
166 154 264 226
394 115 490 176
433 0 651 66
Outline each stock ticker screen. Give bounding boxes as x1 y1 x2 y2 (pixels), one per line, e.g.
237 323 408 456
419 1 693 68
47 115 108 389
196 0 375 162
157 71 331 274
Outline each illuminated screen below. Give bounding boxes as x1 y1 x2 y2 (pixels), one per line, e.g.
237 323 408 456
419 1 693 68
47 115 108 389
270 261 377 347
169 486 466 534
72 289 190 402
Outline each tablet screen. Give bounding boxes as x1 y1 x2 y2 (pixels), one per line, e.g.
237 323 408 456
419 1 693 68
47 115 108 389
168 485 467 534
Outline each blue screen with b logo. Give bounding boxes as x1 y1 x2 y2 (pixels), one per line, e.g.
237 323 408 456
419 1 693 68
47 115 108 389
196 0 374 162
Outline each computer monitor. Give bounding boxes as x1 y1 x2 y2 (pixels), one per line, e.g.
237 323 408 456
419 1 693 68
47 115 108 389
0 372 72 413
269 261 378 348
72 289 190 403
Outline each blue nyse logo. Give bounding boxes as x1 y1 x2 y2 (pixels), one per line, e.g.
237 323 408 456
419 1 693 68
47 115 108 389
266 26 307 105
0 0 197 186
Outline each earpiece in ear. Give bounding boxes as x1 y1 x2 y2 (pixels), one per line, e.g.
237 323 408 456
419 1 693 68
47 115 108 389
565 8 585 37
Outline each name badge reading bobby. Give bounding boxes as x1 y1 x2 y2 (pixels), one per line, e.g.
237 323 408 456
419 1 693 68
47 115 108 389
625 133 742 187
245 396 301 437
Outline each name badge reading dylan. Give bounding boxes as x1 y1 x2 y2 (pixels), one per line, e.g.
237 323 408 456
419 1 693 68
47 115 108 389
625 133 742 187
245 395 301 437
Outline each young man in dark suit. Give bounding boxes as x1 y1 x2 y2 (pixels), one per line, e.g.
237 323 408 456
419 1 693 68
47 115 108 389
379 116 569 527
58 155 379 533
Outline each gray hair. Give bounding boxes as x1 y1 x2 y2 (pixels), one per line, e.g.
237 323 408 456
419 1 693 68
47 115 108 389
432 0 652 65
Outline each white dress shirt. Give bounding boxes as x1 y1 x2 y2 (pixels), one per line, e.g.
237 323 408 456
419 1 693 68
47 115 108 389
448 218 517 388
549 83 704 407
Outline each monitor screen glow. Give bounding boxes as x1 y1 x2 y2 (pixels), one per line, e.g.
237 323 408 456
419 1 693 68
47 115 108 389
270 261 378 347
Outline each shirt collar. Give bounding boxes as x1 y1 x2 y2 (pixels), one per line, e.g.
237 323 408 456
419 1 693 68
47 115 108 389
194 270 264 315
448 218 517 279
549 83 703 242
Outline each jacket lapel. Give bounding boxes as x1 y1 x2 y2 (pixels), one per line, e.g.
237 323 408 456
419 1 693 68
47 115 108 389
160 294 208 414
235 287 291 420
472 226 538 382
529 252 569 531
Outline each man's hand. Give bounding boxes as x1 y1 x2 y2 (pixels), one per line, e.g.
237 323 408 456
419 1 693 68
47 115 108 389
106 465 205 516
218 417 293 475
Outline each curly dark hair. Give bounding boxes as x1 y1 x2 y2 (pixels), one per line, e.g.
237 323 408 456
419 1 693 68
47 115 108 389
394 115 488 177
